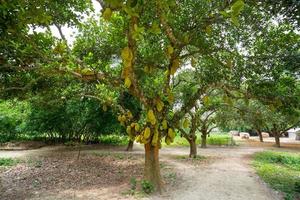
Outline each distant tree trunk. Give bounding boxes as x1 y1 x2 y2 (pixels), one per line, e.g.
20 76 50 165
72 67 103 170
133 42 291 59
126 140 134 151
274 132 281 147
144 143 162 193
188 138 197 158
201 133 207 148
256 129 263 142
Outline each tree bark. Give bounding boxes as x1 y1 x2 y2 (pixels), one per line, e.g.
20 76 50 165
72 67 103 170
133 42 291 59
126 140 134 151
144 143 162 193
201 133 207 148
274 133 281 147
188 138 197 158
257 129 263 142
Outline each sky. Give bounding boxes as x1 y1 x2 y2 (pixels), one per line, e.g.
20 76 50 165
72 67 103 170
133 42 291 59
31 0 102 45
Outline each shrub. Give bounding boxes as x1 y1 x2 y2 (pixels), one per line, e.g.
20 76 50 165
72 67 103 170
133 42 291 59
141 180 154 194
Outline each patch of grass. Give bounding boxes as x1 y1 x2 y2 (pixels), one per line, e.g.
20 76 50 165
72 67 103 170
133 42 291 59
0 158 19 166
98 134 128 146
141 180 154 194
163 134 235 147
253 151 300 200
207 134 235 146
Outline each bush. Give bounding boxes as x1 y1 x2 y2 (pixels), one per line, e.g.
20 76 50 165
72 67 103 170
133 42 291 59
0 100 30 143
253 151 300 200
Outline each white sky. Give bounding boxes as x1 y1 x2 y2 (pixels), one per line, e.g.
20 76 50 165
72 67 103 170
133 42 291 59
30 0 102 45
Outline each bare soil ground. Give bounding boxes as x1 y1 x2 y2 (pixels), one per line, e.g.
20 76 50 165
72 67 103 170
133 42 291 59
0 140 299 200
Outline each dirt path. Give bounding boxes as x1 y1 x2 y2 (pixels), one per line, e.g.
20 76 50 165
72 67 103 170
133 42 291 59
153 146 282 200
0 144 288 200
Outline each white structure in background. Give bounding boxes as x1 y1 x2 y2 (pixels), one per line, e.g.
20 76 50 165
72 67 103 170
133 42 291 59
287 128 300 140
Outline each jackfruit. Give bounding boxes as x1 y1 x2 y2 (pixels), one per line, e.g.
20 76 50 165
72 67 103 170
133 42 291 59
144 127 151 139
152 129 159 146
126 126 131 135
121 47 133 62
136 135 141 143
117 115 122 122
170 59 180 75
156 99 164 112
134 123 140 132
183 118 189 129
165 137 171 145
103 8 112 21
147 109 156 125
124 77 131 88
168 128 175 140
166 45 174 56
162 119 168 130
167 93 174 104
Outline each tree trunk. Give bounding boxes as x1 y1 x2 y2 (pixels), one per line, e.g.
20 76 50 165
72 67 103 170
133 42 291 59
126 140 134 151
257 129 263 142
188 138 197 158
201 133 207 148
144 143 162 193
274 133 280 147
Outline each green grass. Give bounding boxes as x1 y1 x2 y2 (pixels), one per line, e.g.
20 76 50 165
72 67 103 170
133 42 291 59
0 158 19 167
162 134 235 147
253 151 300 200
98 134 129 146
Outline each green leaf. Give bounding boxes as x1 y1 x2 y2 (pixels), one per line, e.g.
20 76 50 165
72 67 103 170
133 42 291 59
231 0 245 16
231 15 240 26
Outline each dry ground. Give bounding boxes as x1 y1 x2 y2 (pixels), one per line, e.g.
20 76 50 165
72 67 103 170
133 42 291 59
0 139 299 200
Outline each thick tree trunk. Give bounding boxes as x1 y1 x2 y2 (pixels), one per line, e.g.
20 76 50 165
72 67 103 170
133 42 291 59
257 129 263 142
144 143 162 193
274 133 280 147
201 133 207 148
126 140 134 151
188 139 197 158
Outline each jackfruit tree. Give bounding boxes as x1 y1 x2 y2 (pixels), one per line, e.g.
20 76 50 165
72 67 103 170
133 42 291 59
171 68 227 157
93 0 247 191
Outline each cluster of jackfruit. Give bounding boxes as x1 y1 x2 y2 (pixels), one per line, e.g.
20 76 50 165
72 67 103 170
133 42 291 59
165 128 175 145
136 126 160 147
117 111 133 126
121 47 134 88
126 122 140 141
